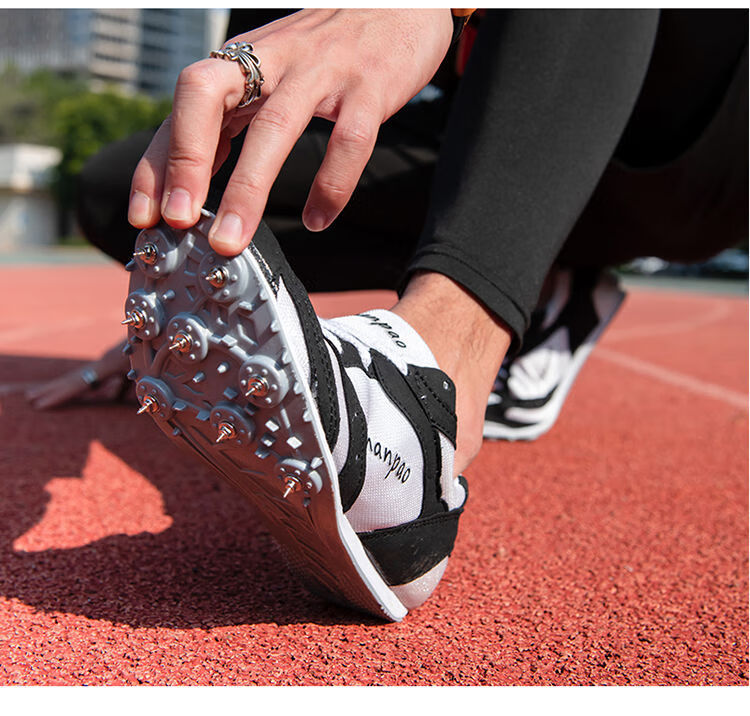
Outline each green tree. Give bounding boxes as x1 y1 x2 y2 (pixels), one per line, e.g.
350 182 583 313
51 89 171 230
0 63 171 237
0 64 87 144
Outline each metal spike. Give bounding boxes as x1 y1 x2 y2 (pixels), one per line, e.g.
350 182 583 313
137 396 157 415
122 309 146 329
282 477 299 499
215 422 236 444
168 333 192 353
244 376 269 398
206 266 228 288
133 243 158 264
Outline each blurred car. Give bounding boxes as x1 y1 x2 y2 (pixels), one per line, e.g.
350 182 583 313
699 248 749 277
622 256 671 275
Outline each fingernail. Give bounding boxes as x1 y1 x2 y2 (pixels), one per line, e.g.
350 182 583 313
163 188 192 222
304 208 328 232
209 212 244 252
128 191 152 225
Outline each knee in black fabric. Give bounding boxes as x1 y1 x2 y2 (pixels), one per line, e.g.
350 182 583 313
559 42 748 270
615 9 748 168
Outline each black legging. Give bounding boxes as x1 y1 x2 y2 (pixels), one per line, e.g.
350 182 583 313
76 9 748 348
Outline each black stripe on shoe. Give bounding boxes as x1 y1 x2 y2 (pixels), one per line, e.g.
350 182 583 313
325 337 367 512
370 351 446 518
358 507 464 586
404 365 457 447
248 221 340 450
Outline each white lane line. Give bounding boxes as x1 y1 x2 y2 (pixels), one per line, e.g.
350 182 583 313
605 300 733 343
592 346 748 411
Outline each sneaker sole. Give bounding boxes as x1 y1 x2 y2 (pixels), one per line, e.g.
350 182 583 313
123 210 407 622
483 287 626 442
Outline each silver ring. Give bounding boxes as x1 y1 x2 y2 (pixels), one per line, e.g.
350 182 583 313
80 367 100 389
210 41 264 108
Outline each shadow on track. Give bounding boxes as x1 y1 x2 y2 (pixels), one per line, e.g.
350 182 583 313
0 354 380 629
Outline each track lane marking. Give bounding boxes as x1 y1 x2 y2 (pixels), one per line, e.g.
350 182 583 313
605 300 733 343
593 346 748 411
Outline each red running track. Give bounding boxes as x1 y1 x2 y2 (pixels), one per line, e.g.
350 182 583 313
0 263 746 686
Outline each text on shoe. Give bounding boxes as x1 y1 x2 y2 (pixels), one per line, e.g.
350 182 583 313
360 313 407 348
367 438 411 483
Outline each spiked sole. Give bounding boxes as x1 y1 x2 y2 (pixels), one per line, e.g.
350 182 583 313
124 210 407 622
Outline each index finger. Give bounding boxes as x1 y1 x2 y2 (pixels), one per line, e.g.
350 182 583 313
129 58 248 230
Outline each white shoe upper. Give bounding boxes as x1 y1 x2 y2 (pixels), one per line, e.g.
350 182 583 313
322 310 466 531
270 276 467 607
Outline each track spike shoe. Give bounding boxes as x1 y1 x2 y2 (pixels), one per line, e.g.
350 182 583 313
124 210 467 621
484 268 626 441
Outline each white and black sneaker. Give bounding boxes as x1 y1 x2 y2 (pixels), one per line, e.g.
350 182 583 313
483 269 625 441
122 210 466 621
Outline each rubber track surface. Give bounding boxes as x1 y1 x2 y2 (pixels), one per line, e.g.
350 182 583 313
0 263 746 685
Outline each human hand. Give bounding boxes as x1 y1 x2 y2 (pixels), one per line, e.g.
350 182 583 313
128 8 453 255
26 340 131 410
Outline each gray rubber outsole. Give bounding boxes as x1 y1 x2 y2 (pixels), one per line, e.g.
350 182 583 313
123 210 407 622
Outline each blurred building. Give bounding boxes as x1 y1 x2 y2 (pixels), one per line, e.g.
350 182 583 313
0 144 62 251
0 8 228 97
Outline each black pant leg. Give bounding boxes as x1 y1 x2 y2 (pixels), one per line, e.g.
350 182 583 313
408 9 659 346
557 10 749 269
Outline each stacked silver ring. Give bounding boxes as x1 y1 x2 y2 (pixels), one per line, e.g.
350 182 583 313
209 41 264 108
